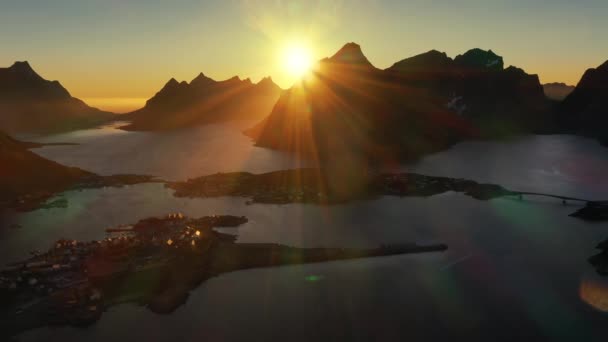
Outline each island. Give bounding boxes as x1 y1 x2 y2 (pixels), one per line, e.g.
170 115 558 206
167 169 608 221
166 168 515 204
0 213 448 336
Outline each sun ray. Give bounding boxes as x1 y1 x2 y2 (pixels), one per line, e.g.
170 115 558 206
283 44 313 78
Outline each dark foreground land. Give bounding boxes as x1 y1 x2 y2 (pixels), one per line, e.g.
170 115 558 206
167 168 608 220
0 213 447 337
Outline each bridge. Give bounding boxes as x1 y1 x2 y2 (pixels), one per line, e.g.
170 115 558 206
507 191 608 205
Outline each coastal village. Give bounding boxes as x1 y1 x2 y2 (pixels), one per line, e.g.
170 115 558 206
0 213 447 336
0 213 247 333
2 170 606 337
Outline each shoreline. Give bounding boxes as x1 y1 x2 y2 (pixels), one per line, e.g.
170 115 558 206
0 213 447 336
5 168 605 221
1 174 161 212
166 168 607 220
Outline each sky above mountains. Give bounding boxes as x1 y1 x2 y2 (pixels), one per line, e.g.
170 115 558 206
1 0 607 112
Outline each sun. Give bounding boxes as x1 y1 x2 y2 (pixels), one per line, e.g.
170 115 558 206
283 44 313 77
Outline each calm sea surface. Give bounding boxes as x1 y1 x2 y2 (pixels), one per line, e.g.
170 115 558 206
4 122 608 341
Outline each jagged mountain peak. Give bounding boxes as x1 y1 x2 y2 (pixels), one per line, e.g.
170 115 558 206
190 72 215 86
254 76 281 92
388 49 453 71
0 60 69 98
340 42 362 50
504 65 526 74
4 60 43 81
257 76 276 86
455 48 504 70
213 76 243 85
157 78 186 94
422 49 449 58
10 61 34 71
0 61 111 133
124 71 282 130
328 42 374 67
166 78 179 86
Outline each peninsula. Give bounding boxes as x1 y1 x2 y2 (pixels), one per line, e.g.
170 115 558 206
0 214 447 336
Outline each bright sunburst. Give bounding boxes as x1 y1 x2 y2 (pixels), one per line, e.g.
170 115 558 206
283 44 313 77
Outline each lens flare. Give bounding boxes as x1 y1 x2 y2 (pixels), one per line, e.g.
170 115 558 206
283 44 312 77
580 277 608 312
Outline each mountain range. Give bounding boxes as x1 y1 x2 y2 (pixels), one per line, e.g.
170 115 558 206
0 62 112 134
246 44 479 165
1 42 607 157
120 74 282 131
246 43 557 166
385 47 554 135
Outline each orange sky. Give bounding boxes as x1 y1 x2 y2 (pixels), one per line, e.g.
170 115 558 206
2 1 607 113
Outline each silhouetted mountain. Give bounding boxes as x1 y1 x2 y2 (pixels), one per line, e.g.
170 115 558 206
0 61 113 134
543 82 575 101
326 42 375 68
0 130 91 203
386 48 553 135
246 43 476 171
388 50 453 72
247 43 554 170
454 49 504 70
560 60 608 145
121 74 282 131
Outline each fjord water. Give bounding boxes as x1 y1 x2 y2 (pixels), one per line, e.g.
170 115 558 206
5 122 608 341
20 121 308 181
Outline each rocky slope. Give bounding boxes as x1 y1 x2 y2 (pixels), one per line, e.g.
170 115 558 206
0 131 92 204
121 74 281 131
559 60 608 145
0 61 113 133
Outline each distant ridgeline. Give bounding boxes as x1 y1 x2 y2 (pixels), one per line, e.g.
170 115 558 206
543 82 575 101
0 62 113 134
121 74 282 131
247 43 608 162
